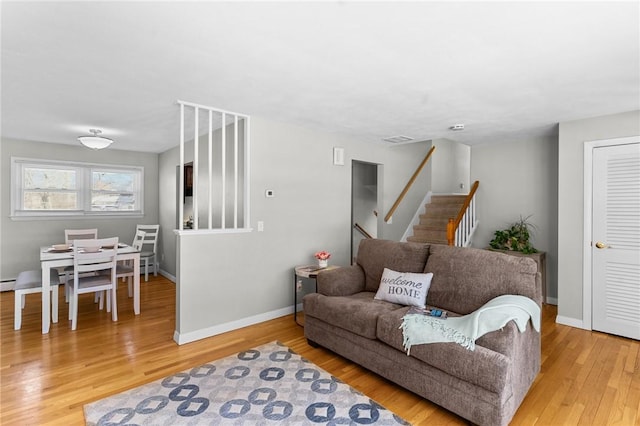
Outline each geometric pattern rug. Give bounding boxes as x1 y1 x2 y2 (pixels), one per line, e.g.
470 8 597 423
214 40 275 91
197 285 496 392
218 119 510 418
84 341 410 425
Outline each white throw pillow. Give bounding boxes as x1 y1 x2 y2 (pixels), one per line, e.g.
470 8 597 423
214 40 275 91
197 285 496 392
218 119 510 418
374 268 433 308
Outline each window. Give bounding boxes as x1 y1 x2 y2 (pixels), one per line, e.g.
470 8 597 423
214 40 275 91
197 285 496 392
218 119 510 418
91 169 139 211
12 158 143 218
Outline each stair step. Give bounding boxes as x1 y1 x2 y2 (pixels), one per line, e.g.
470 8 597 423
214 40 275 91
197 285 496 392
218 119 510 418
407 235 448 245
413 224 445 232
420 211 459 221
412 229 447 240
423 204 461 213
430 195 467 204
416 217 450 228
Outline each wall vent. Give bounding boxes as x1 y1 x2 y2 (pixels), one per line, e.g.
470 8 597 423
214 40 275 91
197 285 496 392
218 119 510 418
383 135 414 144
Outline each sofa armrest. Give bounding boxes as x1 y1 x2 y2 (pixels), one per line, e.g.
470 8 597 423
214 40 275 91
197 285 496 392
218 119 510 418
317 265 366 296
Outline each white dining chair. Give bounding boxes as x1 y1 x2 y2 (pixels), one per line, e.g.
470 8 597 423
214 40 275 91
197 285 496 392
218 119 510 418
110 230 145 297
14 269 60 330
135 224 159 281
68 237 119 331
64 228 99 244
63 228 98 302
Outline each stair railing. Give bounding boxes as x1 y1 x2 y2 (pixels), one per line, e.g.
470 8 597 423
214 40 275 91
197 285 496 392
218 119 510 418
384 146 436 223
354 223 373 239
447 180 480 246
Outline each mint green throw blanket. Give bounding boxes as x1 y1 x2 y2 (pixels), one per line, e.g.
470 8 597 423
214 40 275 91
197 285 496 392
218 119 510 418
401 295 541 353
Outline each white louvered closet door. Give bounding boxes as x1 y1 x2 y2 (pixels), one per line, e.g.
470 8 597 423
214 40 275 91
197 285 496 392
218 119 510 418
592 142 640 340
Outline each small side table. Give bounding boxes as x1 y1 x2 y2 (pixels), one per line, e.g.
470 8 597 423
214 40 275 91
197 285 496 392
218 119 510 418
294 265 339 326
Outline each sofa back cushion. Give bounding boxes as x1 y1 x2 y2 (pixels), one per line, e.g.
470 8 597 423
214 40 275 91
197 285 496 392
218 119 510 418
356 239 430 292
425 244 540 314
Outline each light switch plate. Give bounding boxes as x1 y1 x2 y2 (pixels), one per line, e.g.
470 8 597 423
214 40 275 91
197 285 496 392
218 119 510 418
333 147 345 166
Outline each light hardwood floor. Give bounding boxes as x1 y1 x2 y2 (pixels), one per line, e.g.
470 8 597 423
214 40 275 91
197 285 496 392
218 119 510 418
1 275 638 425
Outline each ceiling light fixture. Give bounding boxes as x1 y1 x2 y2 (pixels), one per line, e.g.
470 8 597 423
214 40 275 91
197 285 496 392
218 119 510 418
449 124 465 131
78 128 113 150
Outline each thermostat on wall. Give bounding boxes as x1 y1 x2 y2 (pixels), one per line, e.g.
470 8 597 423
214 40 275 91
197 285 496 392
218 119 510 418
333 147 345 166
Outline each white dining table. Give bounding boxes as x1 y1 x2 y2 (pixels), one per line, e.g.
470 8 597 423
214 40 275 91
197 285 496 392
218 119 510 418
40 244 141 334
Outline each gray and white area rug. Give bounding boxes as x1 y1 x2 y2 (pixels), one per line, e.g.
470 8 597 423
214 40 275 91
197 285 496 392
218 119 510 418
84 341 409 425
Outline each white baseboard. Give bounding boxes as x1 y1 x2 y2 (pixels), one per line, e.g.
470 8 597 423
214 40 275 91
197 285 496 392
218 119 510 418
173 305 294 345
556 315 586 330
158 270 176 283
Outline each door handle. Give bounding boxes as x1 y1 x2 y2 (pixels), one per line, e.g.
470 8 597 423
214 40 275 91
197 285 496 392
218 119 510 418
595 241 610 249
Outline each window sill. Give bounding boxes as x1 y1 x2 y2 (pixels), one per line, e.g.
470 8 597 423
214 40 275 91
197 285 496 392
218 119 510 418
10 213 145 221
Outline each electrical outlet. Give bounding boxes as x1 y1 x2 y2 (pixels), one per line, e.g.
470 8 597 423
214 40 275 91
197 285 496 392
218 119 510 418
257 221 264 232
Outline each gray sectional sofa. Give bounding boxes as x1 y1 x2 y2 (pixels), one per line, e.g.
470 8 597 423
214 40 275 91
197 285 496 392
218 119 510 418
303 239 542 426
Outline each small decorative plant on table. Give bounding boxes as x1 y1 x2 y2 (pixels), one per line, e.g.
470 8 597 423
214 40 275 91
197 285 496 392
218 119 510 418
315 250 331 268
489 215 538 254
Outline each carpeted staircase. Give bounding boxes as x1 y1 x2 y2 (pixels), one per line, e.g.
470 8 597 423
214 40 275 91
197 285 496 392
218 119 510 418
406 195 466 245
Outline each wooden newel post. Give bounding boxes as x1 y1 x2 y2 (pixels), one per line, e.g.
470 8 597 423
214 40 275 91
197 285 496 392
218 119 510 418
447 218 455 246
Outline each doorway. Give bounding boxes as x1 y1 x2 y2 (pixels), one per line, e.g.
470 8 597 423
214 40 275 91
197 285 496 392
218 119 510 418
351 161 381 263
584 136 640 340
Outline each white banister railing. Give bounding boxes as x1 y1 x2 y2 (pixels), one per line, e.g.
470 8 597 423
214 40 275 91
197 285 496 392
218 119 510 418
447 180 480 247
177 100 250 232
454 196 478 247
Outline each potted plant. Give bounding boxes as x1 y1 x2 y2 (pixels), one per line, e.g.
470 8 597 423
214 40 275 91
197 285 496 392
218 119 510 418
489 215 538 254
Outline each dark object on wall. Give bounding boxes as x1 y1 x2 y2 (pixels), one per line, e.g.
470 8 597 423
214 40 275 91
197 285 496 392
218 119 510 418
184 164 193 197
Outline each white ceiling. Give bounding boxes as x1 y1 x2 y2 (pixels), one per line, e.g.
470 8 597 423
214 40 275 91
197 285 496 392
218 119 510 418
2 1 639 153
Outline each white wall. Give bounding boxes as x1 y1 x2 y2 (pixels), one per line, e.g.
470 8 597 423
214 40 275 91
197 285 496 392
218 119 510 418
470 133 559 301
159 116 432 343
557 110 640 326
432 138 470 194
0 138 160 280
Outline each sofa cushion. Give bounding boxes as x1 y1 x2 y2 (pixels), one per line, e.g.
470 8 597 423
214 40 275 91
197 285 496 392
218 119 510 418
356 239 430 292
374 268 433 308
303 292 404 339
425 244 539 314
376 307 511 394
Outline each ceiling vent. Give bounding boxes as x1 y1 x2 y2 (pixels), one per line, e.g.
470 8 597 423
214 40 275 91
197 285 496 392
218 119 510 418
383 135 414 144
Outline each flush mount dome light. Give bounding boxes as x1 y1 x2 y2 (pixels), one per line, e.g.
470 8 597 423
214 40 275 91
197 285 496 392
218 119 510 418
78 129 113 150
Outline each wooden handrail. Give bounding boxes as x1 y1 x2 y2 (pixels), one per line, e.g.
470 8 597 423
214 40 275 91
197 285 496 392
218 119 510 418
384 146 436 223
354 223 373 239
447 180 480 245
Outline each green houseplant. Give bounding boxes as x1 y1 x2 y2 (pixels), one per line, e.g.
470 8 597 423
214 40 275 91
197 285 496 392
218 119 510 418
489 215 538 254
